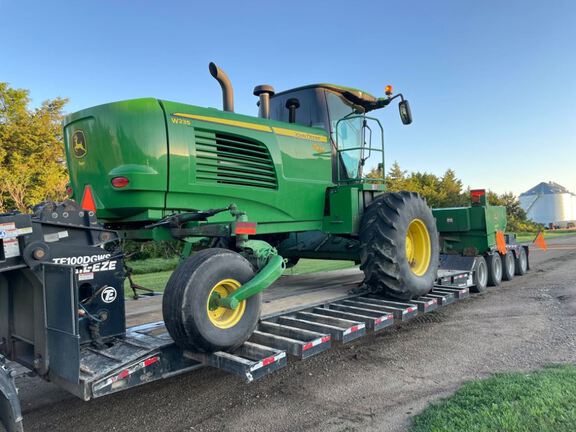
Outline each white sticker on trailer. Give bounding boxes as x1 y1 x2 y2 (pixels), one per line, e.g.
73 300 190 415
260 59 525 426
0 222 18 239
3 238 20 258
78 272 94 281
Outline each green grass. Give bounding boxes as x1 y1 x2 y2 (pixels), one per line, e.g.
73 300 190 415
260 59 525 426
514 230 576 243
410 364 576 432
126 257 180 274
124 258 356 297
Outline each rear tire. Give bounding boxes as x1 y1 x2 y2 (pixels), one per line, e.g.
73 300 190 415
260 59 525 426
470 256 488 293
514 247 528 275
359 191 439 300
486 252 502 287
163 248 262 352
501 251 515 281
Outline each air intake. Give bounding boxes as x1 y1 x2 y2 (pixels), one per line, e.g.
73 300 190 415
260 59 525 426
195 129 277 189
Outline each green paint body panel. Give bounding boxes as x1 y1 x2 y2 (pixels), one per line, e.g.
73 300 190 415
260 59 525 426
64 98 335 234
64 99 168 221
433 204 507 255
323 183 385 234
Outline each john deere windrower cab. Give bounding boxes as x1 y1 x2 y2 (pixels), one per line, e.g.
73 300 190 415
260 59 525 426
60 62 438 353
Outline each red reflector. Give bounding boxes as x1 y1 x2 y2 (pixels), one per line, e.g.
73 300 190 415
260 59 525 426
470 189 485 203
111 176 130 188
235 222 257 235
117 369 129 380
262 356 275 367
321 336 331 343
143 356 159 367
350 325 359 333
375 318 382 324
303 342 313 351
80 185 97 212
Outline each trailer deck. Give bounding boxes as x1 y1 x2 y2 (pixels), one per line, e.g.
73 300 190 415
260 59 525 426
64 267 472 403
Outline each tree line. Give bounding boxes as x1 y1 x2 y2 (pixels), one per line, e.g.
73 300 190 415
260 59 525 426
0 83 67 212
369 162 540 232
0 82 539 232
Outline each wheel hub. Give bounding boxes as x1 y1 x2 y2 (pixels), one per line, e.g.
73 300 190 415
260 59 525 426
406 219 432 276
207 279 246 329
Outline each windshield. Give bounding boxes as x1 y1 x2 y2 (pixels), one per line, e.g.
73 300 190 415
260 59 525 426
326 91 364 179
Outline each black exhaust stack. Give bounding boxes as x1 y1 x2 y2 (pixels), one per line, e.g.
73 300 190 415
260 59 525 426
286 98 300 123
209 62 234 112
253 85 275 119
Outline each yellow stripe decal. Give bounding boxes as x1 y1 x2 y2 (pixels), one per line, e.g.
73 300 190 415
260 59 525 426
172 113 329 143
172 113 272 132
272 127 329 143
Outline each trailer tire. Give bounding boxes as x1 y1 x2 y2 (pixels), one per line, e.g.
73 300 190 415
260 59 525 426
486 252 502 287
514 247 528 275
470 256 488 293
359 191 439 300
501 251 515 281
163 248 262 353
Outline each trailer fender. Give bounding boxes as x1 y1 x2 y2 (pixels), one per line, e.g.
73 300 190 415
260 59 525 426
0 361 23 432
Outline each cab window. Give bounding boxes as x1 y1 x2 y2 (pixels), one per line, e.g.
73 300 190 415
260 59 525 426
325 91 363 179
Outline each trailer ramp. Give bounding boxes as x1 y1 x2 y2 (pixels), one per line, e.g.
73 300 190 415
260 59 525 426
184 282 471 382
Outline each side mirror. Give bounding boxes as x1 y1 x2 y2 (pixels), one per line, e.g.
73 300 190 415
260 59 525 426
399 100 412 125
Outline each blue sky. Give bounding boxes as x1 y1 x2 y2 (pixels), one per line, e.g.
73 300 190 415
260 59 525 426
1 0 575 195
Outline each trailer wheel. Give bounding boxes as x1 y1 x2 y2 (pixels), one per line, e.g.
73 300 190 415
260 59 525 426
486 252 502 287
514 247 528 275
470 256 488 293
501 252 515 281
163 248 262 352
359 191 439 300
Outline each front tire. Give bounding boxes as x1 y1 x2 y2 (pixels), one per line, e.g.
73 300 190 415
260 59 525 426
163 248 262 352
359 192 439 300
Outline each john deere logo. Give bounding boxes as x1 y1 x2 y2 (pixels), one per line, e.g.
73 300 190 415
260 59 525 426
72 130 87 158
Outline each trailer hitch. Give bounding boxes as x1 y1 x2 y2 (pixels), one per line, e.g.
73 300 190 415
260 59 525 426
0 359 23 432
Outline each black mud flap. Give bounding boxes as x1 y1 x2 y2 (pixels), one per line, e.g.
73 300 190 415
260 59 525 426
0 362 23 432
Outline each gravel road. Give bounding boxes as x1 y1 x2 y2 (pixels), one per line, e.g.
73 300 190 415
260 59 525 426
16 236 576 432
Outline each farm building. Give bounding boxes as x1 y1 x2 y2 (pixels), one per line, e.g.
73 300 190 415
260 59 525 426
519 181 576 228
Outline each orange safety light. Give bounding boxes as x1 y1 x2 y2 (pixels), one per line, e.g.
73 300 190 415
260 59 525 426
385 85 393 96
235 222 257 235
80 185 97 212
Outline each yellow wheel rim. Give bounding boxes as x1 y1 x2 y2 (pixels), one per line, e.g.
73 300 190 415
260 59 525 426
206 279 246 329
405 219 432 276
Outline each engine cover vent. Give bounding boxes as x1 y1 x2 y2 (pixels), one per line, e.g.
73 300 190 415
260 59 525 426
195 129 277 189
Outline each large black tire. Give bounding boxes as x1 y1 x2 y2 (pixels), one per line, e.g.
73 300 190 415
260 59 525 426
514 247 528 275
471 255 488 293
359 191 439 300
486 252 502 287
501 251 515 281
162 248 262 352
